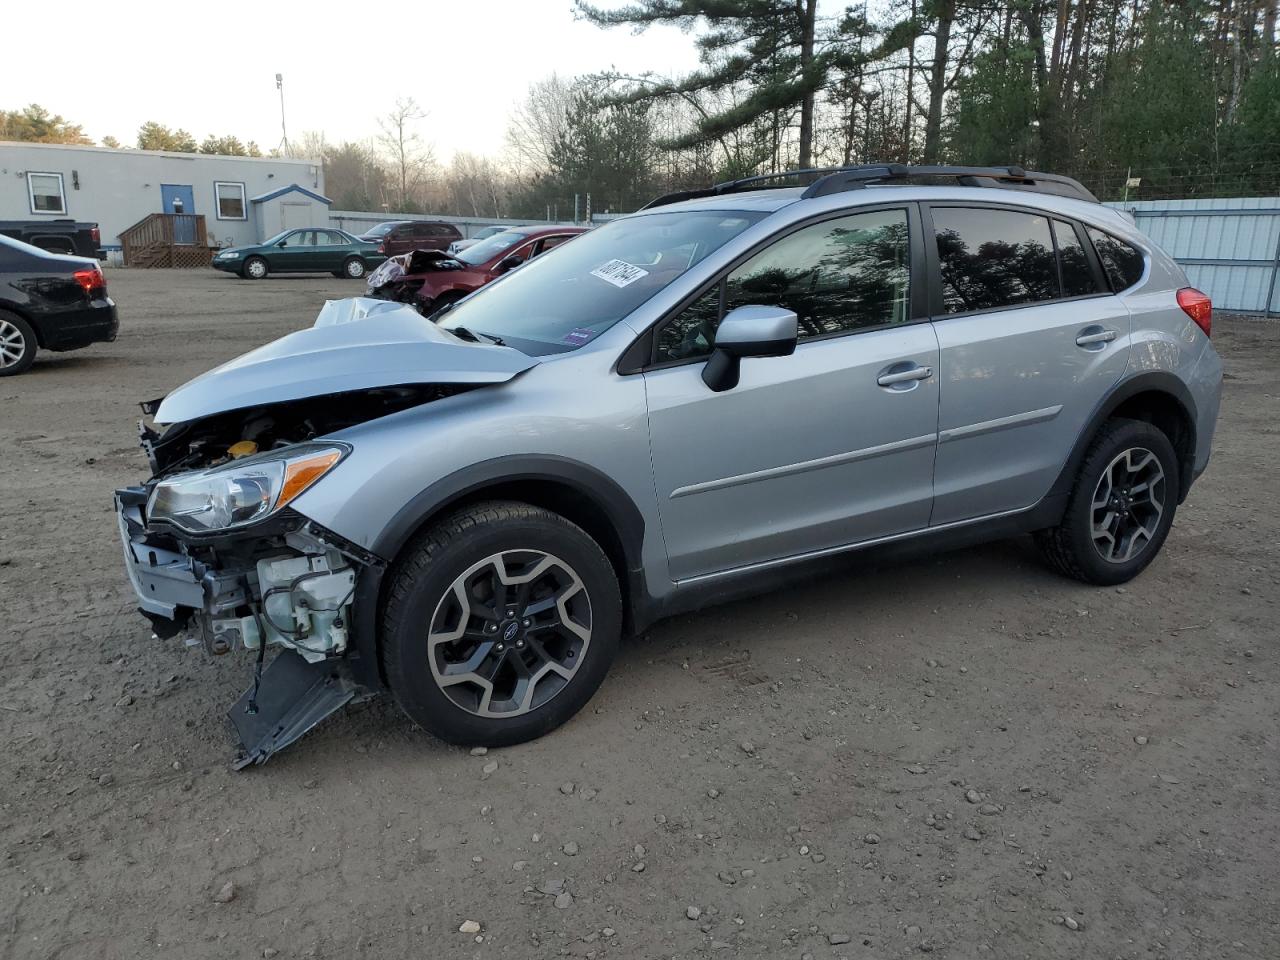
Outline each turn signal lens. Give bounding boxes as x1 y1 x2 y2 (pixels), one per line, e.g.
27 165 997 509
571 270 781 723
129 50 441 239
1177 287 1212 337
278 450 343 508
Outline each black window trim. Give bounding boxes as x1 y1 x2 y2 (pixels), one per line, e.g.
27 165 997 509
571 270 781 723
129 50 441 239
920 201 1115 322
625 201 930 374
1051 217 1110 299
1084 224 1147 294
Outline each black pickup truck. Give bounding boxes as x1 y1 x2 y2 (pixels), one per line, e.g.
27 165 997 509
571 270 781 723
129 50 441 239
0 219 103 259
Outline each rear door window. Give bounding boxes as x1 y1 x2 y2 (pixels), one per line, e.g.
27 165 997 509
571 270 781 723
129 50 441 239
1053 220 1101 298
931 207 1058 313
1087 227 1145 291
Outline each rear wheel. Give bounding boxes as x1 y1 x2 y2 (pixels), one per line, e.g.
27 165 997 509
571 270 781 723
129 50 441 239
242 256 268 279
1035 417 1179 585
0 311 37 376
381 501 621 747
343 257 366 279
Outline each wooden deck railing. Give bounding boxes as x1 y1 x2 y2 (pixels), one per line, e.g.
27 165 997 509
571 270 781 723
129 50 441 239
120 213 213 268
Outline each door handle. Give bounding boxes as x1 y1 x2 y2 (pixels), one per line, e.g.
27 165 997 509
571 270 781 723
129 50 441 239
877 365 933 387
1075 329 1117 346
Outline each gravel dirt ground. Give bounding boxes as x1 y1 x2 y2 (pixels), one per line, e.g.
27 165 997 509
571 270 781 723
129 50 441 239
1 269 1277 960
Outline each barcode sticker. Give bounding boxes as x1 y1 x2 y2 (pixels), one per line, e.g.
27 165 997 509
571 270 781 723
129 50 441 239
591 259 649 288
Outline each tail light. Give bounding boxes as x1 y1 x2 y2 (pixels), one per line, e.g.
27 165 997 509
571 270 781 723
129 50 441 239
73 266 106 296
1176 287 1212 337
90 226 101 245
378 241 386 254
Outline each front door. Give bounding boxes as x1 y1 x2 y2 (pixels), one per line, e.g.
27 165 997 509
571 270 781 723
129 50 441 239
925 204 1131 524
160 184 195 244
644 207 939 581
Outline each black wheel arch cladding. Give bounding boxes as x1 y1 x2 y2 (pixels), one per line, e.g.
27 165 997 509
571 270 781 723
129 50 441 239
352 455 648 690
1049 371 1198 505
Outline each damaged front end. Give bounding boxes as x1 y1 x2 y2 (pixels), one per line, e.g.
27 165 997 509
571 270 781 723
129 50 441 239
366 249 466 303
116 483 374 768
113 299 538 767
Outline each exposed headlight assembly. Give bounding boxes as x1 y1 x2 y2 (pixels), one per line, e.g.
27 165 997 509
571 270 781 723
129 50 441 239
147 444 347 533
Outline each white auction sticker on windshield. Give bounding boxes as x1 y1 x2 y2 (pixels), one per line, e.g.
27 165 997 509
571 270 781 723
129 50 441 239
591 259 649 288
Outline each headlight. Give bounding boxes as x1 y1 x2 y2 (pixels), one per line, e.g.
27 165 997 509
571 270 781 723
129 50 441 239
220 250 241 259
147 444 347 533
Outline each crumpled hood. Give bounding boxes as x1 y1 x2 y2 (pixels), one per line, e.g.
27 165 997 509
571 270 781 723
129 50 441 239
153 299 536 425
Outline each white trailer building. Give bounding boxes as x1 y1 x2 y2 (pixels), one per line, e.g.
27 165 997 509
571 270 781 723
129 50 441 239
0 142 327 264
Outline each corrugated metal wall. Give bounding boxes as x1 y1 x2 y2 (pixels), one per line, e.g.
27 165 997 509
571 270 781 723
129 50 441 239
1105 197 1280 315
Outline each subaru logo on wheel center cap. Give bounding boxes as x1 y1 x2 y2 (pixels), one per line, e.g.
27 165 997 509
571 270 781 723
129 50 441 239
502 621 520 642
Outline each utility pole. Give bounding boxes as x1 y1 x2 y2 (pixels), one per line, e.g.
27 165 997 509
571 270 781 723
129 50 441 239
276 73 290 155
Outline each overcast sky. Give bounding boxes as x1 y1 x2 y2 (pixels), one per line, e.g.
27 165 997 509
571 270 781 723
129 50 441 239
1 1 705 161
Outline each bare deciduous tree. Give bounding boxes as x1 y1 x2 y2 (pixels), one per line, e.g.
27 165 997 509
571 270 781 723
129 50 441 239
506 74 575 173
378 97 436 210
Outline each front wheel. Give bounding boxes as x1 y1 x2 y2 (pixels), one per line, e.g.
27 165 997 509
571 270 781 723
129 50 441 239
242 256 268 279
343 257 367 279
1035 417 1179 585
381 501 621 747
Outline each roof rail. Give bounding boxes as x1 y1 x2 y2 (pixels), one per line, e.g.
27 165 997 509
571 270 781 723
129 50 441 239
641 163 1098 209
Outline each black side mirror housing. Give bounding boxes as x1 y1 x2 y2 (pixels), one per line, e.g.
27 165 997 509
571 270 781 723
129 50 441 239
701 305 799 392
496 255 524 274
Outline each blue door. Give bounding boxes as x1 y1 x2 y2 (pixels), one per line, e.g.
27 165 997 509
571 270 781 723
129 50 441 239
160 184 196 244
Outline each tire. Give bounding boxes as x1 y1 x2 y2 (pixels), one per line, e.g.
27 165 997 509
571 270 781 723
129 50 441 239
381 501 621 747
0 310 38 377
1034 417 1180 585
343 257 366 279
242 256 268 280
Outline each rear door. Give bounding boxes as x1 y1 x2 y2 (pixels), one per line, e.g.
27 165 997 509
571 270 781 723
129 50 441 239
924 204 1130 524
314 230 351 270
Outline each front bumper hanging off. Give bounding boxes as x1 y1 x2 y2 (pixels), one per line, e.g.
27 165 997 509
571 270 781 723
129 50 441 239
114 487 376 767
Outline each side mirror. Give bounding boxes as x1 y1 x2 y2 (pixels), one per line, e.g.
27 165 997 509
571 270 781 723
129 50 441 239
495 254 523 274
702 305 798 392
278 241 288 247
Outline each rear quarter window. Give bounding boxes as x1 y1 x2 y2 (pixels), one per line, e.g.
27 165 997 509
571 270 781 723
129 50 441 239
1087 227 1145 291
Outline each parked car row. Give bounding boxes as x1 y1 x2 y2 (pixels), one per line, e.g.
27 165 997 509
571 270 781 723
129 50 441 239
213 228 386 279
209 220 571 287
365 225 587 315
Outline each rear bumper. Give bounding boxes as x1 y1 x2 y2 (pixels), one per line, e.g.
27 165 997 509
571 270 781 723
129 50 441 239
37 298 117 351
1188 341 1224 486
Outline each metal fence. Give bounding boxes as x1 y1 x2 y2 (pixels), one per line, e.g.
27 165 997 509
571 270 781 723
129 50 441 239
328 210 576 241
1106 197 1280 316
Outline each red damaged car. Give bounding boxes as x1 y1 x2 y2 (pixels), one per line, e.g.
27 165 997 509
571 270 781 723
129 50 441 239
366 225 587 315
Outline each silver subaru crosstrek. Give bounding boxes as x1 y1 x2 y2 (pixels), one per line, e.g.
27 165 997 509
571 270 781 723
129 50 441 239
114 165 1222 765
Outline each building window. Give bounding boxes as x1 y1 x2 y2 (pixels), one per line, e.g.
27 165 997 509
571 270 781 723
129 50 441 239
27 172 66 215
214 182 247 220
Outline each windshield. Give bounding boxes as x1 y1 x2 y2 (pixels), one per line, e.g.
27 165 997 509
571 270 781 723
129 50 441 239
457 231 528 265
363 222 397 238
261 230 293 246
475 225 508 239
439 210 766 355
